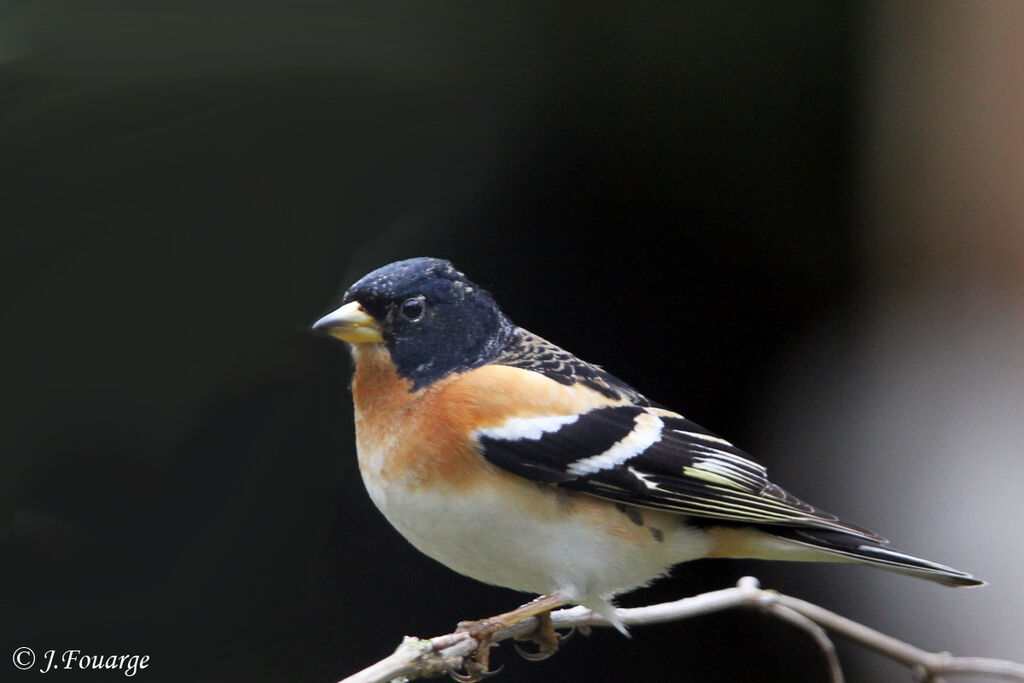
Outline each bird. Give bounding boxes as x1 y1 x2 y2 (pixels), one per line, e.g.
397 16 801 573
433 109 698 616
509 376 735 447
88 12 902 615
313 257 982 675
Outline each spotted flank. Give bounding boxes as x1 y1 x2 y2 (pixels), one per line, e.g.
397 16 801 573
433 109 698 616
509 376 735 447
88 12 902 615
476 404 885 542
614 502 644 526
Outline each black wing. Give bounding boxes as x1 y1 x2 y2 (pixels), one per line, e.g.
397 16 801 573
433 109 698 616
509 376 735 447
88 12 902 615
475 402 885 543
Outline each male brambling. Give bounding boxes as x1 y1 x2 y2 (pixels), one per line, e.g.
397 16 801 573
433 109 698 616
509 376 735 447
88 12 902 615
313 257 981 671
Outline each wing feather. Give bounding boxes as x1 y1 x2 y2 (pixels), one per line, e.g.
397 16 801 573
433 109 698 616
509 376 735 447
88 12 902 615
475 404 885 543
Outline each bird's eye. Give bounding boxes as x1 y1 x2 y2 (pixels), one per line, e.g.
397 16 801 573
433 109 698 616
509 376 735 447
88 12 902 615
400 297 425 321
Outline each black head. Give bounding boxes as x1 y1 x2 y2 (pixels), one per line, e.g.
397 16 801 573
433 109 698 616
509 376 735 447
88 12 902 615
315 258 517 389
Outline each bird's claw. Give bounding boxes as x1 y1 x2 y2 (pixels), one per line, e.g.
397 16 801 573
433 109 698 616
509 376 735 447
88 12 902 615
450 619 506 682
511 611 562 662
512 642 554 662
446 662 504 683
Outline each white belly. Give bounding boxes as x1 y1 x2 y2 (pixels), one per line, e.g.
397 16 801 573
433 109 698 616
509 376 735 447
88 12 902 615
360 462 711 607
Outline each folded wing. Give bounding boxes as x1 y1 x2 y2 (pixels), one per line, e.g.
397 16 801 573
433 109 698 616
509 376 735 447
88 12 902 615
474 404 886 543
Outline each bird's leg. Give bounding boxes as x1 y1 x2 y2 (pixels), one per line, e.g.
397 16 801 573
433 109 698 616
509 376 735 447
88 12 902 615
457 593 568 641
453 594 567 677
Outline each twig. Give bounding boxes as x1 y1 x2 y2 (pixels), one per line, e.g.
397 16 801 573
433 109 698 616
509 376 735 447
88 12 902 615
757 600 845 683
339 577 1024 683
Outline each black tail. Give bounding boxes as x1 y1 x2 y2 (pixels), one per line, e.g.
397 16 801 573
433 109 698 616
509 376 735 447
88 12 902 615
771 527 984 587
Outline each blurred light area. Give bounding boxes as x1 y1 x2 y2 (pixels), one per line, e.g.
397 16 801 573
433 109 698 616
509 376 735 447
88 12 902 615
761 1 1024 678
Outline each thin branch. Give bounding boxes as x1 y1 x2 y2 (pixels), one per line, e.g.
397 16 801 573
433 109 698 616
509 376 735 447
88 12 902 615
339 577 1024 683
758 600 845 683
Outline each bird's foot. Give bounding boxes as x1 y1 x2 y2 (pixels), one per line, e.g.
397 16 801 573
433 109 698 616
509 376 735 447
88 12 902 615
513 611 563 661
450 618 505 682
451 595 568 680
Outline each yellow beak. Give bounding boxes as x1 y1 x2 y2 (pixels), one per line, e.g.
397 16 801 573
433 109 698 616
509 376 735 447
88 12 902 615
312 301 384 344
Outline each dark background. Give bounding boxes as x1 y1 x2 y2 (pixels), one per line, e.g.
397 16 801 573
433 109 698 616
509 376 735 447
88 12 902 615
4 2 1016 682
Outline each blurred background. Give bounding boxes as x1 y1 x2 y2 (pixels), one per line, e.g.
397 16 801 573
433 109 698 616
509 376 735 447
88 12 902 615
2 1 1022 681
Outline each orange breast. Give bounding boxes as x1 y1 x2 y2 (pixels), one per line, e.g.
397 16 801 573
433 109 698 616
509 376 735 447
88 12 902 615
350 347 625 491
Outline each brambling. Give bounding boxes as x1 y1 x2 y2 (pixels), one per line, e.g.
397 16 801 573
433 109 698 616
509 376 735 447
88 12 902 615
313 257 981 672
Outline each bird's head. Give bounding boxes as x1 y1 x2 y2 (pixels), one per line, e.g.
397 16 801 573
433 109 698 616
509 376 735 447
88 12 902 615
313 257 517 388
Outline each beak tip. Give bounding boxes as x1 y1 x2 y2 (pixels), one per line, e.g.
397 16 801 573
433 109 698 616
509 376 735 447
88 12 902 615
311 301 384 343
311 314 335 331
